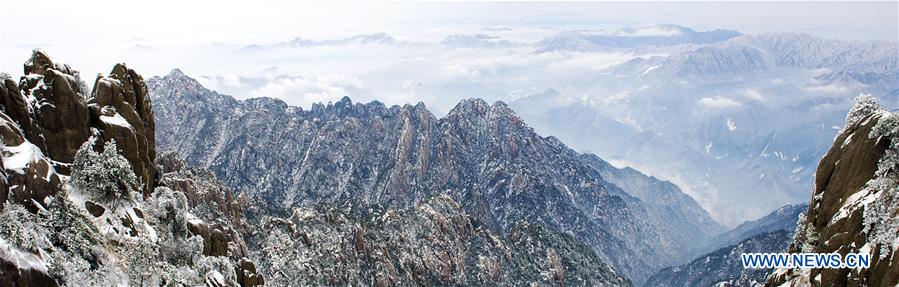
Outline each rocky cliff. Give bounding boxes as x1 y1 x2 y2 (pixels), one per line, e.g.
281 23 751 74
767 95 899 286
149 69 724 284
0 51 261 286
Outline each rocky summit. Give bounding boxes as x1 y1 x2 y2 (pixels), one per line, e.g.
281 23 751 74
768 95 899 287
149 69 724 284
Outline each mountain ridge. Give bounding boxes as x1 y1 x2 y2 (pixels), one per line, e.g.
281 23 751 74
149 69 724 284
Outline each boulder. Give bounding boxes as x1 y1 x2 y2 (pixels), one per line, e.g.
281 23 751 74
235 258 265 287
186 220 231 257
0 111 61 212
0 257 58 287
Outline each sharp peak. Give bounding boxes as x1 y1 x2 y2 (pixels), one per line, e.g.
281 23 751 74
24 49 55 74
162 68 205 84
167 68 187 77
449 98 518 117
157 68 210 93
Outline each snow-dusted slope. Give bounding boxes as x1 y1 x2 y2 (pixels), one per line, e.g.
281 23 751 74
149 69 724 284
703 203 807 253
646 230 793 287
249 194 631 286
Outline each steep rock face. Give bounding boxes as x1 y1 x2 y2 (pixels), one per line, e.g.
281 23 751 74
580 154 726 259
249 194 631 286
149 70 722 284
0 101 62 213
15 50 91 169
767 97 898 287
89 64 157 194
0 50 156 195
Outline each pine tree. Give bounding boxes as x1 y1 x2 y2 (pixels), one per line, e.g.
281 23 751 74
71 139 140 204
843 93 885 131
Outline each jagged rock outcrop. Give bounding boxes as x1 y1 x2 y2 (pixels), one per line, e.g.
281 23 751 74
149 70 725 284
250 194 631 286
767 96 899 286
0 51 262 287
89 64 157 195
156 150 263 286
156 151 251 260
15 50 91 170
0 50 156 195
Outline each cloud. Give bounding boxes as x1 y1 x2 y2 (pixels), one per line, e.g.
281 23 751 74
247 73 364 107
803 83 850 94
697 97 742 108
742 88 766 101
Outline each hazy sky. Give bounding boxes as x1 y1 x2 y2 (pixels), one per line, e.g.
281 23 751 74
1 1 896 225
2 1 897 78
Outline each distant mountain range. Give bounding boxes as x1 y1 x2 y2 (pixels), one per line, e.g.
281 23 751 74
227 27 896 227
535 24 742 52
240 33 397 51
510 31 898 226
440 34 524 49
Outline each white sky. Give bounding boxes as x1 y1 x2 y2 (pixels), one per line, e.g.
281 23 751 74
2 1 897 78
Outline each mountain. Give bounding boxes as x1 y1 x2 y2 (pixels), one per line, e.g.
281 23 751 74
535 24 742 52
0 51 263 286
644 203 806 287
247 194 631 286
768 95 899 286
703 203 807 252
148 69 723 284
240 33 397 51
579 154 726 258
628 33 899 92
440 34 522 49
